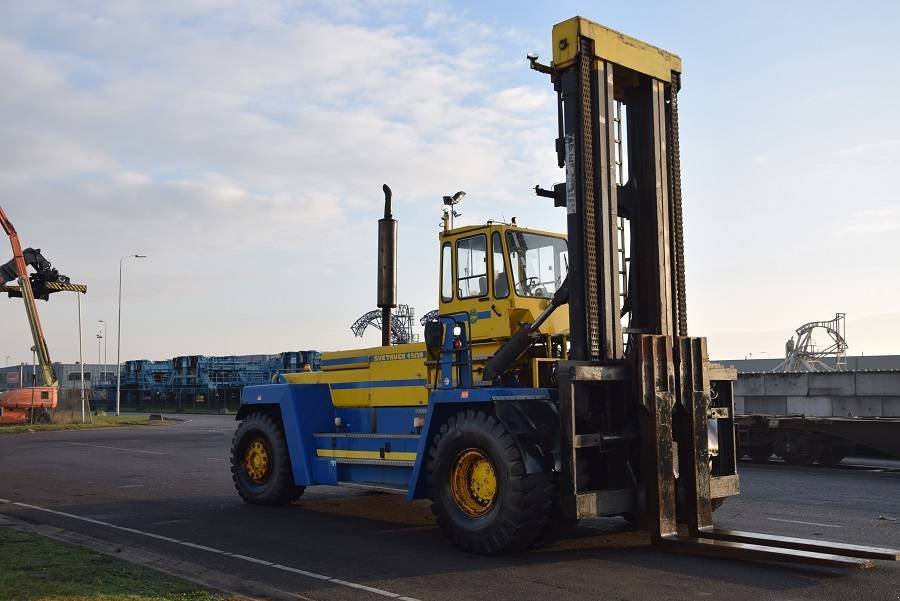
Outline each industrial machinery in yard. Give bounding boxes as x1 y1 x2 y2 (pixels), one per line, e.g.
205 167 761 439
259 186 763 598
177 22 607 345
230 17 899 567
0 206 85 424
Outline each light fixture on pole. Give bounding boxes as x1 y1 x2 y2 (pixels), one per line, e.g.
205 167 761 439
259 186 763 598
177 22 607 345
116 254 146 417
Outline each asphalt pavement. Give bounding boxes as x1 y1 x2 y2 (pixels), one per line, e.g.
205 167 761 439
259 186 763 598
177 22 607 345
1 414 898 601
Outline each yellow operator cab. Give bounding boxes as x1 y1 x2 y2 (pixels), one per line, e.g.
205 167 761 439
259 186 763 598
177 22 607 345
283 220 570 407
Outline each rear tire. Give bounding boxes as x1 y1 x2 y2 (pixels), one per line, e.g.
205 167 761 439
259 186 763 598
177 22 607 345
817 447 850 466
427 408 553 555
32 409 51 425
781 452 815 466
231 412 304 505
748 443 774 463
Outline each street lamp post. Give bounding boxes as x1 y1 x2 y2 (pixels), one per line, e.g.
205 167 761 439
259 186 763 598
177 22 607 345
77 292 86 423
98 319 107 384
116 254 146 416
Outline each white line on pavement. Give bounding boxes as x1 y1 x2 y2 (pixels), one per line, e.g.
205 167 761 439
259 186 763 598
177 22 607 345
66 442 165 455
2 499 420 601
767 517 841 528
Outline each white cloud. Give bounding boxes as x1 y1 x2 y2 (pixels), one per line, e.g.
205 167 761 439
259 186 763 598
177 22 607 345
0 2 561 362
842 208 900 235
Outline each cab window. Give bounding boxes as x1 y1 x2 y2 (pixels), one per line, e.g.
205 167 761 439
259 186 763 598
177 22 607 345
506 232 568 298
440 243 452 301
491 232 509 298
457 234 487 298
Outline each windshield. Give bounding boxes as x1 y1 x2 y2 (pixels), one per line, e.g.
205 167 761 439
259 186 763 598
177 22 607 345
506 231 568 298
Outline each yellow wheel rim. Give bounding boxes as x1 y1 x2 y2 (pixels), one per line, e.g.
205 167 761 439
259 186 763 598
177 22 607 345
450 448 497 517
243 438 270 483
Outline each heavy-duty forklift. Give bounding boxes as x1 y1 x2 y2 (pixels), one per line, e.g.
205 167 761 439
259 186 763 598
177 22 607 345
0 206 86 424
230 17 899 567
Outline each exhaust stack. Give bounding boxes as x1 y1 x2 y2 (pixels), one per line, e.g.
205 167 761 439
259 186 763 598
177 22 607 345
377 184 397 346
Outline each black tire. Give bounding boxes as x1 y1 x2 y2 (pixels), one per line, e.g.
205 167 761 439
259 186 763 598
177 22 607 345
427 408 553 555
748 443 774 463
781 452 814 466
817 447 849 467
32 409 51 425
231 412 304 505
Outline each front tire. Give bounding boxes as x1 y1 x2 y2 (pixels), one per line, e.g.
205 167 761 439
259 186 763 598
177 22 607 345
427 408 553 555
231 412 304 505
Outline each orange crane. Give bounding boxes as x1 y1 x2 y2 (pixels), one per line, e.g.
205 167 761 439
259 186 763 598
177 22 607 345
0 206 85 425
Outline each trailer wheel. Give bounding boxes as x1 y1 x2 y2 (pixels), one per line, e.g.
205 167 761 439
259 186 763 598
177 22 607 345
231 412 304 505
748 443 774 463
781 452 815 466
31 409 51 425
818 447 850 467
427 408 553 555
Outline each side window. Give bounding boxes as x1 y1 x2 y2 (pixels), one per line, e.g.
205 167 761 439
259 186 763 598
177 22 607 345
491 232 509 298
440 243 452 302
456 234 487 298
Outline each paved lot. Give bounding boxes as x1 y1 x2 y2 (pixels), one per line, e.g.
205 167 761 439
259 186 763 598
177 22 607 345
1 414 898 601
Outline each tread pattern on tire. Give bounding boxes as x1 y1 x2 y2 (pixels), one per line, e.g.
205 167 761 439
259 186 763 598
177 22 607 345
231 411 304 506
426 408 553 555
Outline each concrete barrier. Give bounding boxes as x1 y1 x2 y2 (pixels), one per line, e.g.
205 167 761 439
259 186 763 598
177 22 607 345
736 370 900 417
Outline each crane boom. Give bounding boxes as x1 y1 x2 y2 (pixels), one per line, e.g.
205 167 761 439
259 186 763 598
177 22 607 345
0 206 57 387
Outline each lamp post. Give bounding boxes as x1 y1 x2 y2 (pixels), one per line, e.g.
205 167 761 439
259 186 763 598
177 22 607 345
98 319 107 384
116 254 146 416
96 331 102 379
77 291 86 423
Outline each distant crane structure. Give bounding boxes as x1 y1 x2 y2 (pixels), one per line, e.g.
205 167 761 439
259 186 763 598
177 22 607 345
772 313 848 372
351 304 419 344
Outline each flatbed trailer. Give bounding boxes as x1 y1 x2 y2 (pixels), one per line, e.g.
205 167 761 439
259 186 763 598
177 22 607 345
737 414 900 464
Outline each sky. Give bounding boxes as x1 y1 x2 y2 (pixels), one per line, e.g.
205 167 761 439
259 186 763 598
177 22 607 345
1 0 899 367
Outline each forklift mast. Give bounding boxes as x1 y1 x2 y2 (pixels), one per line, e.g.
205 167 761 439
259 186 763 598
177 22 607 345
535 18 898 566
531 17 732 535
550 19 686 359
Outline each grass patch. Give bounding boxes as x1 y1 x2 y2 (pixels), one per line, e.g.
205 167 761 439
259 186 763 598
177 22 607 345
0 415 168 434
0 526 232 600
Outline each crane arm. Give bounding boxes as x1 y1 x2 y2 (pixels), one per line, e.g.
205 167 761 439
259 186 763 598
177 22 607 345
0 206 57 387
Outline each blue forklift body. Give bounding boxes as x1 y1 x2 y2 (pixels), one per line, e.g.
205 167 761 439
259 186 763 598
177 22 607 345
238 383 558 500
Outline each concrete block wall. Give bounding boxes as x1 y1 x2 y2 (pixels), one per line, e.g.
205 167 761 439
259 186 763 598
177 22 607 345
735 371 900 417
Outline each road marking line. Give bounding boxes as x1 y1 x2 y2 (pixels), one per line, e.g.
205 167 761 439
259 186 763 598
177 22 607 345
271 564 332 581
331 579 402 597
117 484 145 489
4 499 420 600
182 541 222 554
767 517 841 528
66 442 164 455
229 553 273 566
